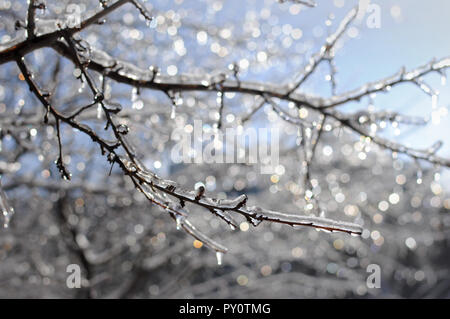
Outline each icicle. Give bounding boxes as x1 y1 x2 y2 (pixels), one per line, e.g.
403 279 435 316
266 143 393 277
147 19 157 28
97 103 102 119
432 94 438 109
166 91 183 120
131 87 138 102
170 104 176 119
0 178 14 228
175 214 184 230
296 127 302 146
169 92 182 119
216 251 223 265
305 127 312 138
216 91 223 105
78 81 85 93
441 74 447 86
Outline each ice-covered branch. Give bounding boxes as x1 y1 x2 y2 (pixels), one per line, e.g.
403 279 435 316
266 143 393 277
287 6 358 94
129 159 363 236
4 1 449 258
50 39 450 167
26 0 38 39
324 109 450 167
16 53 362 257
323 58 450 108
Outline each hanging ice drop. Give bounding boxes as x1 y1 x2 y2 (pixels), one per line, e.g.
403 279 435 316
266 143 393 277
170 105 176 119
216 251 223 266
131 87 138 103
175 214 183 230
78 81 85 93
216 91 223 105
431 94 438 109
97 103 102 119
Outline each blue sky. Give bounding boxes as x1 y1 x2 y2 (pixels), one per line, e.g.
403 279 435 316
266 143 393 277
308 0 450 185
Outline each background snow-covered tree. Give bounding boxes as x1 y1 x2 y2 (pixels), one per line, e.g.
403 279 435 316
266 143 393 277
0 0 449 298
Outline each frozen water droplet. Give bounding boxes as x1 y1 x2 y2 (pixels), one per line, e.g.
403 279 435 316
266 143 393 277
117 124 129 135
175 214 184 230
216 91 223 105
131 87 138 102
441 75 447 86
230 224 236 230
94 92 104 102
97 103 102 119
216 251 223 265
148 19 157 28
432 94 438 109
305 127 312 138
73 68 81 78
78 81 85 93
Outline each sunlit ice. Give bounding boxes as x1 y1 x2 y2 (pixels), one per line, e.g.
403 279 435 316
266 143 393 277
170 120 280 174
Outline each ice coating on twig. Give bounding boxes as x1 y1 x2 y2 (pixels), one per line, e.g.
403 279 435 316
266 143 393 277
247 206 363 234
